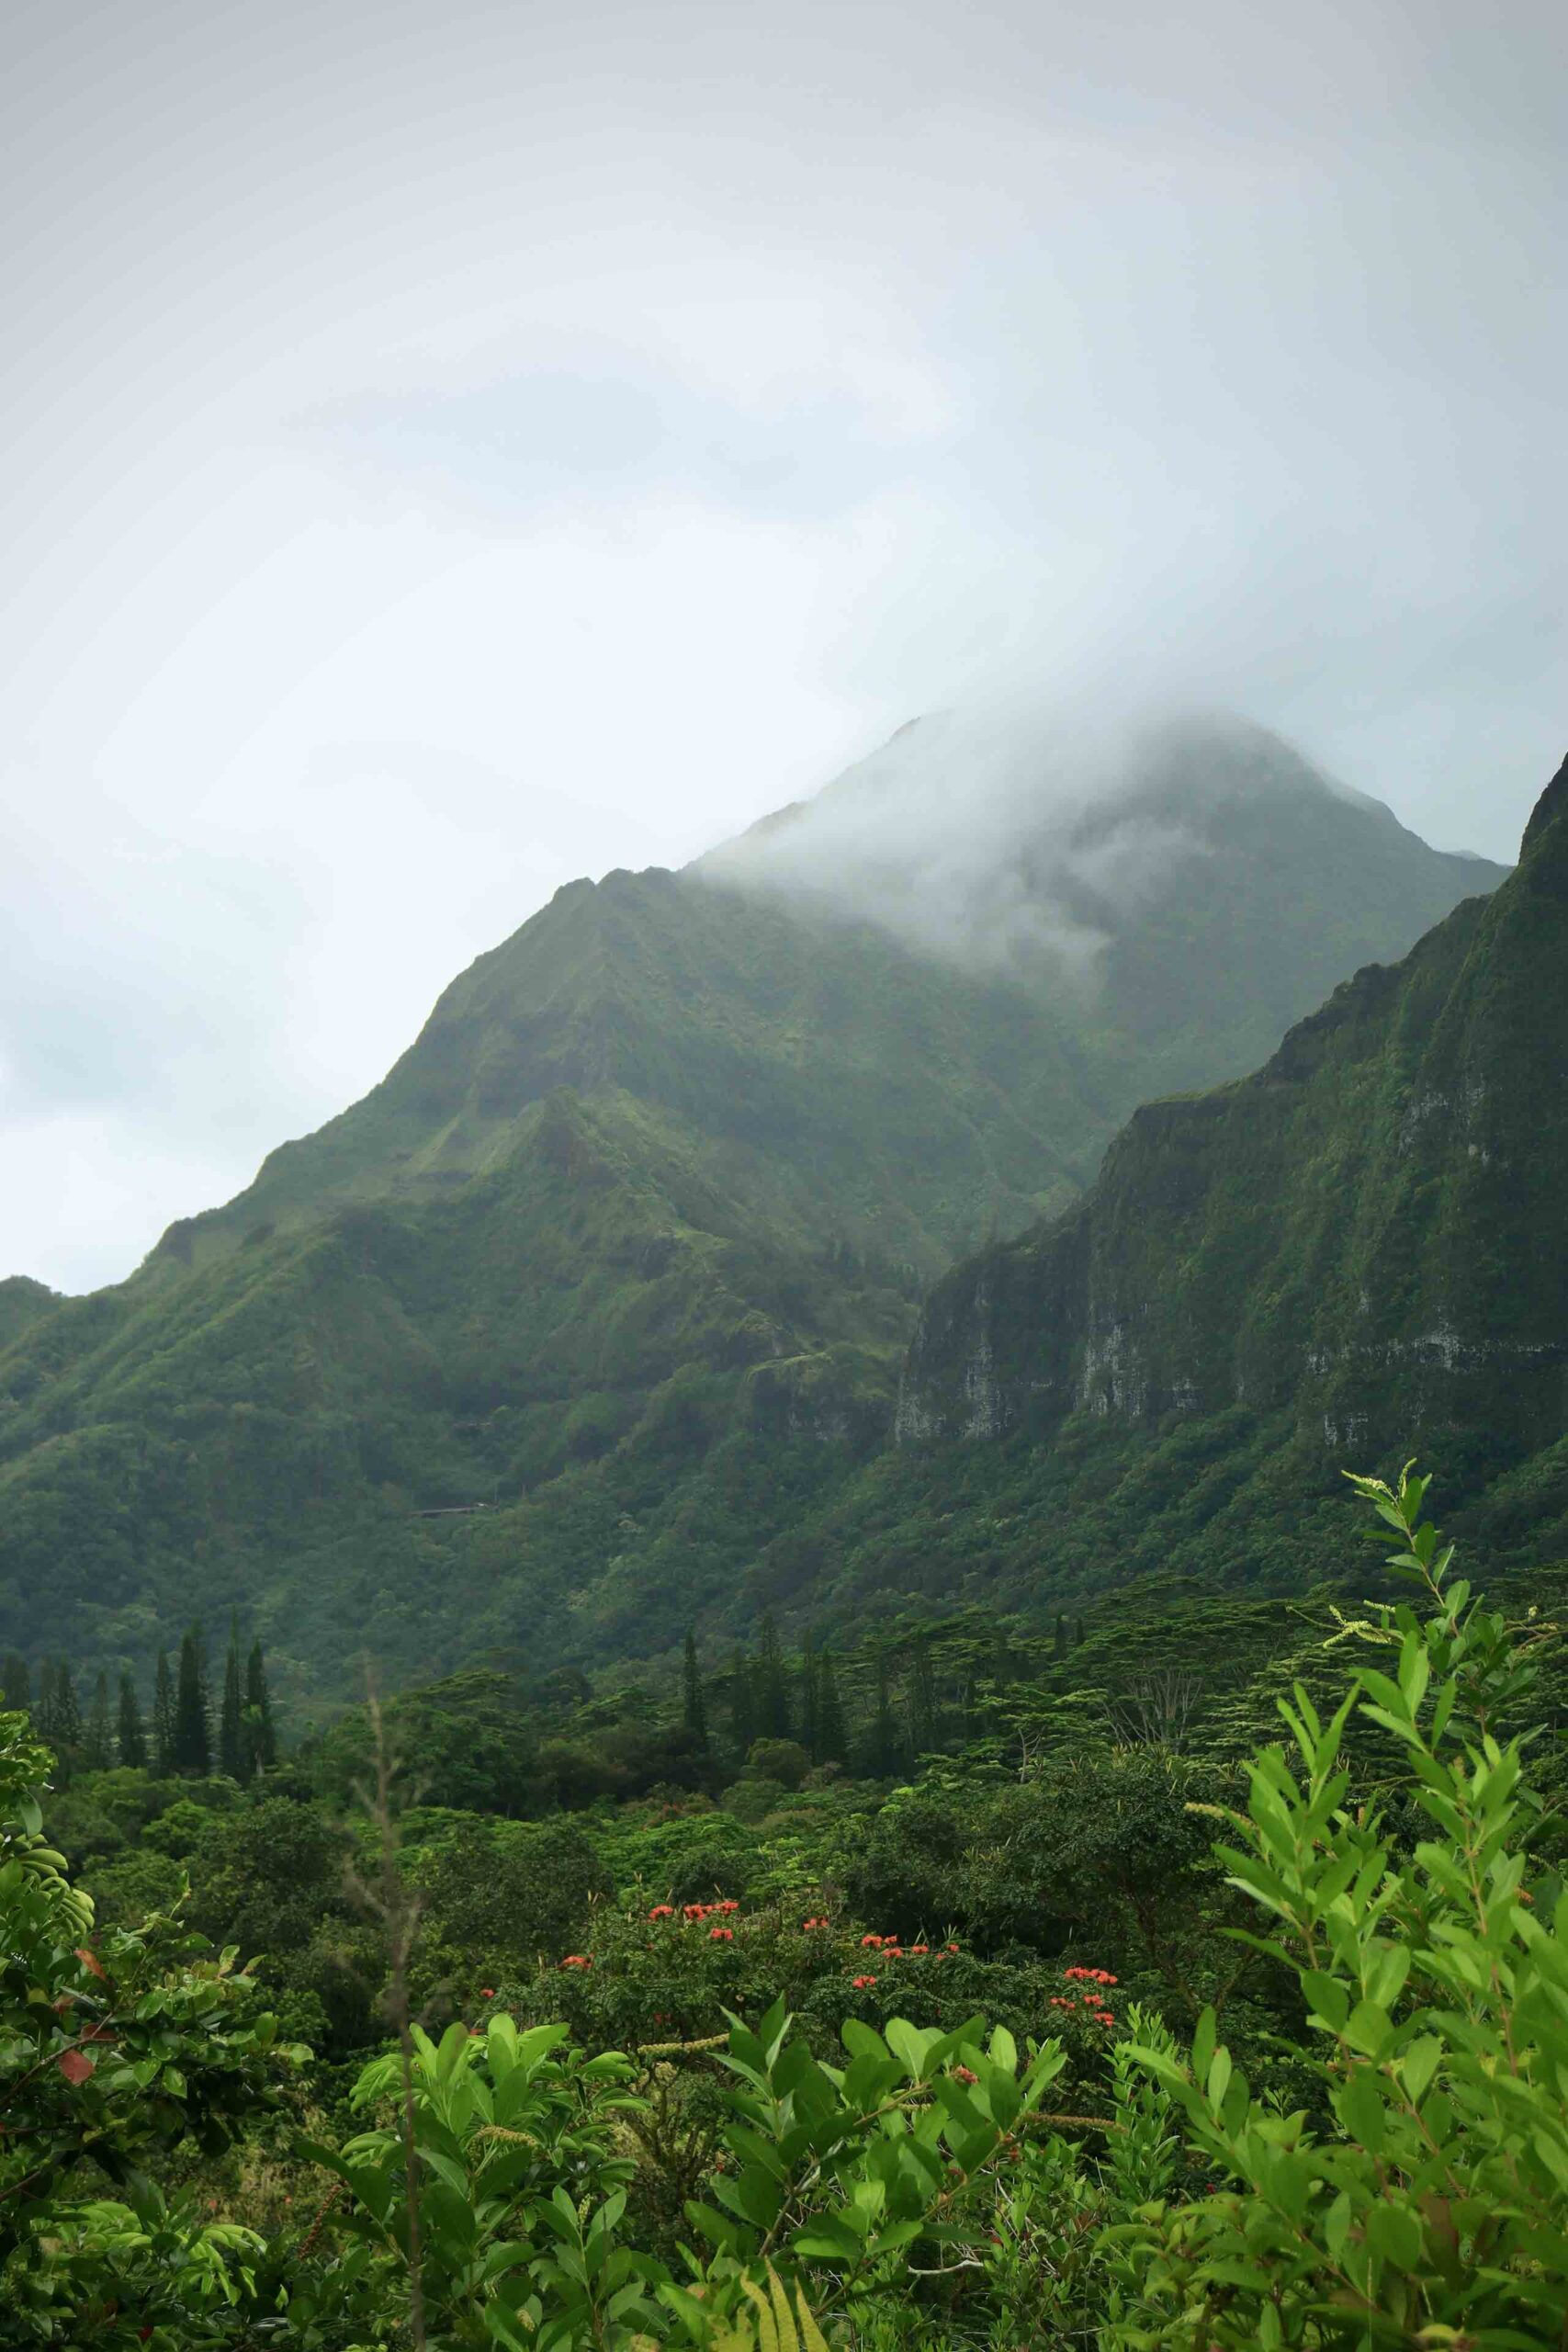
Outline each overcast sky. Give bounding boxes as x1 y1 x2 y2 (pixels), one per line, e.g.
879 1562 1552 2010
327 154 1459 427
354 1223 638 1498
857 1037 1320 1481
3 0 1563 1293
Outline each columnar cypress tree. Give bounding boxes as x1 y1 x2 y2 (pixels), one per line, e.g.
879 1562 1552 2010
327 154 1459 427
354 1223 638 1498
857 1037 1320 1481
871 1648 898 1779
816 1646 847 1766
51 1661 83 1752
681 1631 708 1753
173 1628 210 1777
756 1612 790 1740
85 1671 113 1770
36 1663 82 1783
34 1663 61 1745
800 1633 821 1763
243 1642 276 1775
152 1650 176 1776
219 1627 244 1781
117 1673 148 1768
908 1635 938 1758
728 1648 756 1764
1 1653 29 1711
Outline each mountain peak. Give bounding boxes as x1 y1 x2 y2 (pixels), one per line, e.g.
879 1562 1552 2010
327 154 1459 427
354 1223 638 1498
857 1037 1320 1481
1520 750 1568 861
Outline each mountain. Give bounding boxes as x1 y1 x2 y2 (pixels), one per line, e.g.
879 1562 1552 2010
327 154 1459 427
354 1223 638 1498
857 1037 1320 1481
0 1278 59 1353
838 750 1567 1619
0 717 1507 1704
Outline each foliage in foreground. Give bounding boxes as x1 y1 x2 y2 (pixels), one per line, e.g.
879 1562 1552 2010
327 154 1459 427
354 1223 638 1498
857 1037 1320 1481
5 1464 1568 2346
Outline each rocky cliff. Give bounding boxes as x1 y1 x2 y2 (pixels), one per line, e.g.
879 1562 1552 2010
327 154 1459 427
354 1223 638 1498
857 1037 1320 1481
900 752 1568 1498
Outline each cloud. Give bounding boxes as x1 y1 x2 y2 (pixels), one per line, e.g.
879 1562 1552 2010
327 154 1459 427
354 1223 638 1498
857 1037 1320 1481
694 701 1337 980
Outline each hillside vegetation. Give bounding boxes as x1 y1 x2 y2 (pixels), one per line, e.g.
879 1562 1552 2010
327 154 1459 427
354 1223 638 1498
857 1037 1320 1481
0 719 1509 1701
8 1467 1568 2346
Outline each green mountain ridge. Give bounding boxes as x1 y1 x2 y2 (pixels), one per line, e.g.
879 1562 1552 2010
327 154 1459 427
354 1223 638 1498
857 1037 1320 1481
812 747 1567 1624
0 718 1513 1703
0 1277 60 1353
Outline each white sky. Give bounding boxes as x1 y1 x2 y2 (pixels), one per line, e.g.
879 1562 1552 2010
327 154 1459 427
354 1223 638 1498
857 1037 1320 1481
3 0 1564 1292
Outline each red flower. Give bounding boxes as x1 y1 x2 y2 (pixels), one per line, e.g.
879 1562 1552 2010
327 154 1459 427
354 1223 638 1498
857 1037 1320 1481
852 1974 877 1989
802 1917 829 1930
715 1900 740 1915
649 1905 675 1920
480 1987 495 1998
683 1903 709 1921
709 1926 734 1942
1098 2012 1115 2027
860 1933 883 1948
943 1942 959 1954
909 1943 930 1955
560 1954 592 1970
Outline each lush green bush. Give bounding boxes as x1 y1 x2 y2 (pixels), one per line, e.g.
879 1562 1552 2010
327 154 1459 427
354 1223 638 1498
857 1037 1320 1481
8 1463 1568 2347
0 1711 303 2346
1111 1464 1568 2348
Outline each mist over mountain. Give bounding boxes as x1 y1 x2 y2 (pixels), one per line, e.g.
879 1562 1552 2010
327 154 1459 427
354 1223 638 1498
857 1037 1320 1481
702 706 1505 1069
0 715 1515 1702
826 748 1568 1624
700 708 1461 974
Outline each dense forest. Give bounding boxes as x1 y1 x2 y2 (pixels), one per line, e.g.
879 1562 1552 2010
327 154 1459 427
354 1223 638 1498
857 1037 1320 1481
6 1466 1568 2344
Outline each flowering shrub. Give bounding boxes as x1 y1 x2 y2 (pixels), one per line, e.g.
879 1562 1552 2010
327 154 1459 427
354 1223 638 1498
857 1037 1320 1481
0 1712 301 2348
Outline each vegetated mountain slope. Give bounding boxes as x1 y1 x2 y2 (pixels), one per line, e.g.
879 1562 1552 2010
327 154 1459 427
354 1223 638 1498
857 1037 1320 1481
0 1278 59 1353
830 750 1568 1622
0 718 1506 1704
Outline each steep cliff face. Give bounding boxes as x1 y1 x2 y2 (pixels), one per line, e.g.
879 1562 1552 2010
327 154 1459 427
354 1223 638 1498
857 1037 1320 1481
901 753 1568 1491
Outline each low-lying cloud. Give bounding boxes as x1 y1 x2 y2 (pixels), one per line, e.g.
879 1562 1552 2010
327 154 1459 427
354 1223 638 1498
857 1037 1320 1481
697 700 1347 982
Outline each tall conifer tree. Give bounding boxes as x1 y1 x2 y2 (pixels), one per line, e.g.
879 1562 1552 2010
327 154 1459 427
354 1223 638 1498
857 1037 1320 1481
117 1673 148 1768
85 1671 113 1770
219 1626 244 1781
800 1632 821 1762
871 1648 898 1778
243 1641 276 1774
816 1646 847 1765
756 1612 790 1739
173 1628 210 1777
681 1631 708 1753
52 1661 83 1752
34 1663 61 1745
908 1634 938 1758
728 1647 756 1765
152 1650 176 1776
1 1653 28 1711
